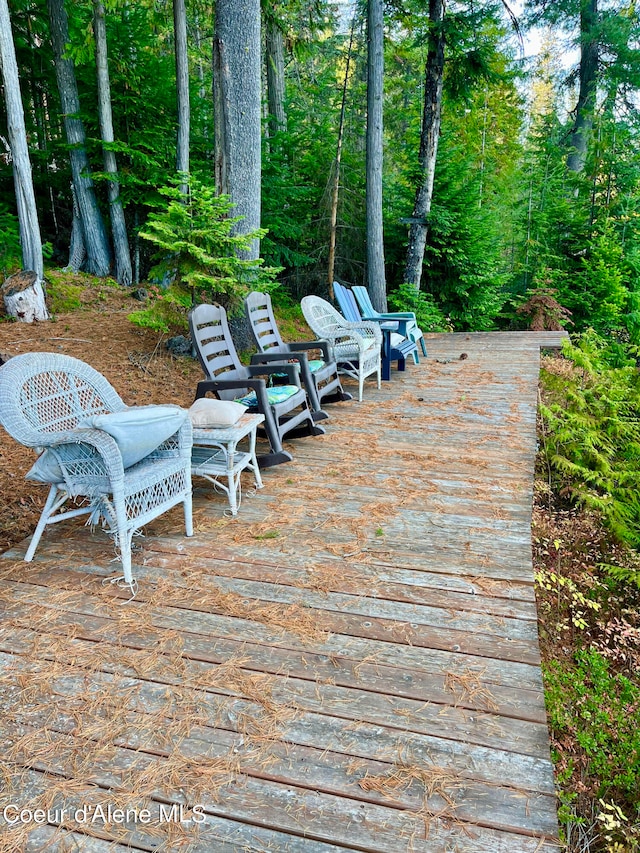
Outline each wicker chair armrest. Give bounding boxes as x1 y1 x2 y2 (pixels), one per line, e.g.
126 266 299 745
321 328 357 345
75 411 192 467
52 427 125 481
342 321 383 344
332 331 378 356
149 416 193 460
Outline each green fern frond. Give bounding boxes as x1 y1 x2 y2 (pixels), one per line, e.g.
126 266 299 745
540 331 640 552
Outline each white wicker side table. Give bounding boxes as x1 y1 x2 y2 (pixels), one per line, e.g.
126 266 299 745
191 413 265 515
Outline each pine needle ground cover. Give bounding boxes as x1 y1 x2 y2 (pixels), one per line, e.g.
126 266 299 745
0 281 636 852
0 290 561 850
536 337 640 852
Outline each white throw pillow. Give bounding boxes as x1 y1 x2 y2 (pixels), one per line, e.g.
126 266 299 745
79 405 187 468
188 398 245 428
26 449 66 484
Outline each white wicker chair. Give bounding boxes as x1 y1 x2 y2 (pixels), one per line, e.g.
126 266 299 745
301 296 381 402
0 353 193 593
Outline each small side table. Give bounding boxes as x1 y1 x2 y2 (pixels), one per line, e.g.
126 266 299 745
191 413 265 515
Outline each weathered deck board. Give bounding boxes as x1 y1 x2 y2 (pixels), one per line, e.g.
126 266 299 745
0 331 561 851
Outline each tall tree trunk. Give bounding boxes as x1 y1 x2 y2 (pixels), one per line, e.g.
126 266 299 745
213 0 261 259
68 184 87 271
265 16 286 139
327 18 356 297
0 0 45 284
133 207 140 285
567 0 598 173
93 0 132 287
403 0 445 290
174 0 190 184
194 12 206 100
25 15 48 154
48 0 111 276
194 12 209 150
366 0 386 311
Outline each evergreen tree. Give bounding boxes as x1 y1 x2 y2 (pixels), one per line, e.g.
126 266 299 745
48 0 111 276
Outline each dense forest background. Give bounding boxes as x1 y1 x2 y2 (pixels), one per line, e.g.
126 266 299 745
2 0 640 339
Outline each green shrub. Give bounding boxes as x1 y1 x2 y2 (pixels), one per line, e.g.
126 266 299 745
543 649 640 806
0 203 21 277
388 283 450 332
130 176 280 333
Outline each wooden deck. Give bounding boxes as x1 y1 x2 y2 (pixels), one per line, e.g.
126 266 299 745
0 331 566 852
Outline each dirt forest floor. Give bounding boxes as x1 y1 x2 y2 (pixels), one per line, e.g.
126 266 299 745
0 277 205 555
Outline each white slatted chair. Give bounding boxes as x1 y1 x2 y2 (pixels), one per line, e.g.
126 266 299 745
244 290 352 420
189 303 325 468
301 295 381 402
0 353 193 594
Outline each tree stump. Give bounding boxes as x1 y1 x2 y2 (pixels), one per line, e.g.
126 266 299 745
1 270 49 322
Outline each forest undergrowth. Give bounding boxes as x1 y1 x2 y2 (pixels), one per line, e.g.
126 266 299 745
535 349 640 853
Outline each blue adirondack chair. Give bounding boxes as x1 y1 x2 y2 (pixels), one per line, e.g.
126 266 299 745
352 285 428 360
333 282 418 381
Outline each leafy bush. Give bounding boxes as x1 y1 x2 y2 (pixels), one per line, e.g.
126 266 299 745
543 649 640 806
388 283 450 332
130 176 280 333
539 332 640 570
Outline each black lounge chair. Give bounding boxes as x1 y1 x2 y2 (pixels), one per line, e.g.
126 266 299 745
189 303 324 468
244 290 352 422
